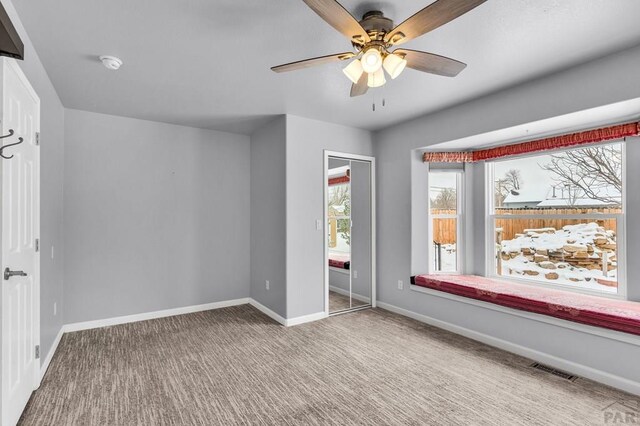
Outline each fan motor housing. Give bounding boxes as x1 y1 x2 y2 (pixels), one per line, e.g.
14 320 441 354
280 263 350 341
359 11 393 40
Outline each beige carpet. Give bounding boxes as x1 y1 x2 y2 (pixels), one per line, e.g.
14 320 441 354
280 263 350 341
20 304 634 425
329 290 369 313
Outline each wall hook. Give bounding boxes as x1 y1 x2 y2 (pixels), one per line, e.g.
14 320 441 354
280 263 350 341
0 129 14 139
0 129 23 159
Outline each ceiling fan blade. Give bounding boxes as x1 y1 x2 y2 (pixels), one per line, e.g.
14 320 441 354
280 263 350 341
350 72 368 97
302 0 371 45
271 52 355 73
394 49 467 77
384 0 486 46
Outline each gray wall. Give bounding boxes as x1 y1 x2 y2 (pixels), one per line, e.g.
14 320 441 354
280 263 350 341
625 137 640 301
286 115 373 318
374 44 640 384
250 116 287 317
0 0 66 369
328 269 350 299
63 109 250 323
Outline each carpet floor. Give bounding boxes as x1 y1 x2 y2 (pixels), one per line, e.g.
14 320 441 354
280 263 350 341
329 291 368 313
20 304 634 425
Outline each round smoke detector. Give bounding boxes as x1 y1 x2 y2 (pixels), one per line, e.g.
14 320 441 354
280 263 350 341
99 55 123 70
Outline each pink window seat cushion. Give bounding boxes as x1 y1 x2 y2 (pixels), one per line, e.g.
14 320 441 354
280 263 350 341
411 274 640 336
329 253 350 270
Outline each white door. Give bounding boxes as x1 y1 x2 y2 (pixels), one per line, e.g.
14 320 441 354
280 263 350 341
1 58 40 426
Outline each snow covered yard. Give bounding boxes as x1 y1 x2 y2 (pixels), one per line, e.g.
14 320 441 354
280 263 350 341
499 222 617 294
435 243 457 272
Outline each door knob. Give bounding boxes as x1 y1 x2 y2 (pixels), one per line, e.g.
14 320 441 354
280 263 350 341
4 267 27 280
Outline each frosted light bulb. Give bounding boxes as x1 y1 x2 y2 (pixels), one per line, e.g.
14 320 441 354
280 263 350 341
361 49 382 73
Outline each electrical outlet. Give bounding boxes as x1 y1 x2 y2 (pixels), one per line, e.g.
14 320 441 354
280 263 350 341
51 245 55 260
397 280 404 290
353 270 358 279
265 280 270 290
53 302 57 316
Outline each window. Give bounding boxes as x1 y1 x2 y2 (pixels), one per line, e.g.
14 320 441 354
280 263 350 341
429 171 462 273
488 142 624 297
327 182 350 255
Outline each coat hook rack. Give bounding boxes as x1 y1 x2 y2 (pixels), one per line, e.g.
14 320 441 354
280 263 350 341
0 129 23 159
0 129 14 139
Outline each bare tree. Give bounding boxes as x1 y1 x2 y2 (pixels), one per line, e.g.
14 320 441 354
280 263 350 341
328 185 351 245
431 187 457 210
541 145 622 205
494 169 523 207
504 169 523 190
328 185 349 210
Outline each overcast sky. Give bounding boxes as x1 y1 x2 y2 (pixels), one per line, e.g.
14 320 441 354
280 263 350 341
494 154 554 191
429 155 555 199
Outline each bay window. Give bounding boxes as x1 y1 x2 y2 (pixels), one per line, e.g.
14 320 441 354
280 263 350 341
487 142 625 297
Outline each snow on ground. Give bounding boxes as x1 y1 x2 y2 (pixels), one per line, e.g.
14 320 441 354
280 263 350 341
502 255 617 293
501 222 614 252
436 244 457 272
500 222 617 294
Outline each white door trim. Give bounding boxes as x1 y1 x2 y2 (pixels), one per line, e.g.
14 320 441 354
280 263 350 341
324 150 376 315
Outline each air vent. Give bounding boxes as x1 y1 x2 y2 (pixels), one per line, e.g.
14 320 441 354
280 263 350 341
530 362 579 382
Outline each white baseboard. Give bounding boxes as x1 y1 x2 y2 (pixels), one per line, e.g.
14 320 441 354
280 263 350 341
285 311 327 326
63 297 328 335
248 299 286 325
248 299 327 327
40 297 329 385
39 326 64 384
64 298 251 333
329 285 371 303
376 301 640 396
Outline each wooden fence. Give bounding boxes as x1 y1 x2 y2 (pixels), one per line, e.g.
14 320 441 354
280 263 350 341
431 208 621 244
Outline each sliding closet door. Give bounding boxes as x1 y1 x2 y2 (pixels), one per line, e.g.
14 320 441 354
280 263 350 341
350 161 372 308
327 158 352 313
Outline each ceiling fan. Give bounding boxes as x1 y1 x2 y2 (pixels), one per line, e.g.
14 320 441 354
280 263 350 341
271 0 486 97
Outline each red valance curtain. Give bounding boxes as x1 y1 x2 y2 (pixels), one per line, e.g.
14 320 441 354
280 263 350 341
423 122 640 163
328 175 350 186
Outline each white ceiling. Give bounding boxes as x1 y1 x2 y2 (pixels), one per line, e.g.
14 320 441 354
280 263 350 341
13 0 640 135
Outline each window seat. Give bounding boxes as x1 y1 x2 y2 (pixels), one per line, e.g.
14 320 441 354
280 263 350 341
329 254 350 270
410 274 640 336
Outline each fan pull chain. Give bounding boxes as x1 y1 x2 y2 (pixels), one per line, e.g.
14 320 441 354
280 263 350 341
382 84 386 107
371 89 387 112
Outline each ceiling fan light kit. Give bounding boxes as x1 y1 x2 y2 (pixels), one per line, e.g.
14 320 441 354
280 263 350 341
343 58 364 84
383 53 407 80
272 0 486 97
360 48 383 73
367 67 386 88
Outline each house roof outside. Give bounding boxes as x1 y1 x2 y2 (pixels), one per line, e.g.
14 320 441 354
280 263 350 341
503 186 549 205
503 184 621 209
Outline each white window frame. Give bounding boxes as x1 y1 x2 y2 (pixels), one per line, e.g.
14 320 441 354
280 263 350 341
428 169 464 274
485 141 627 300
